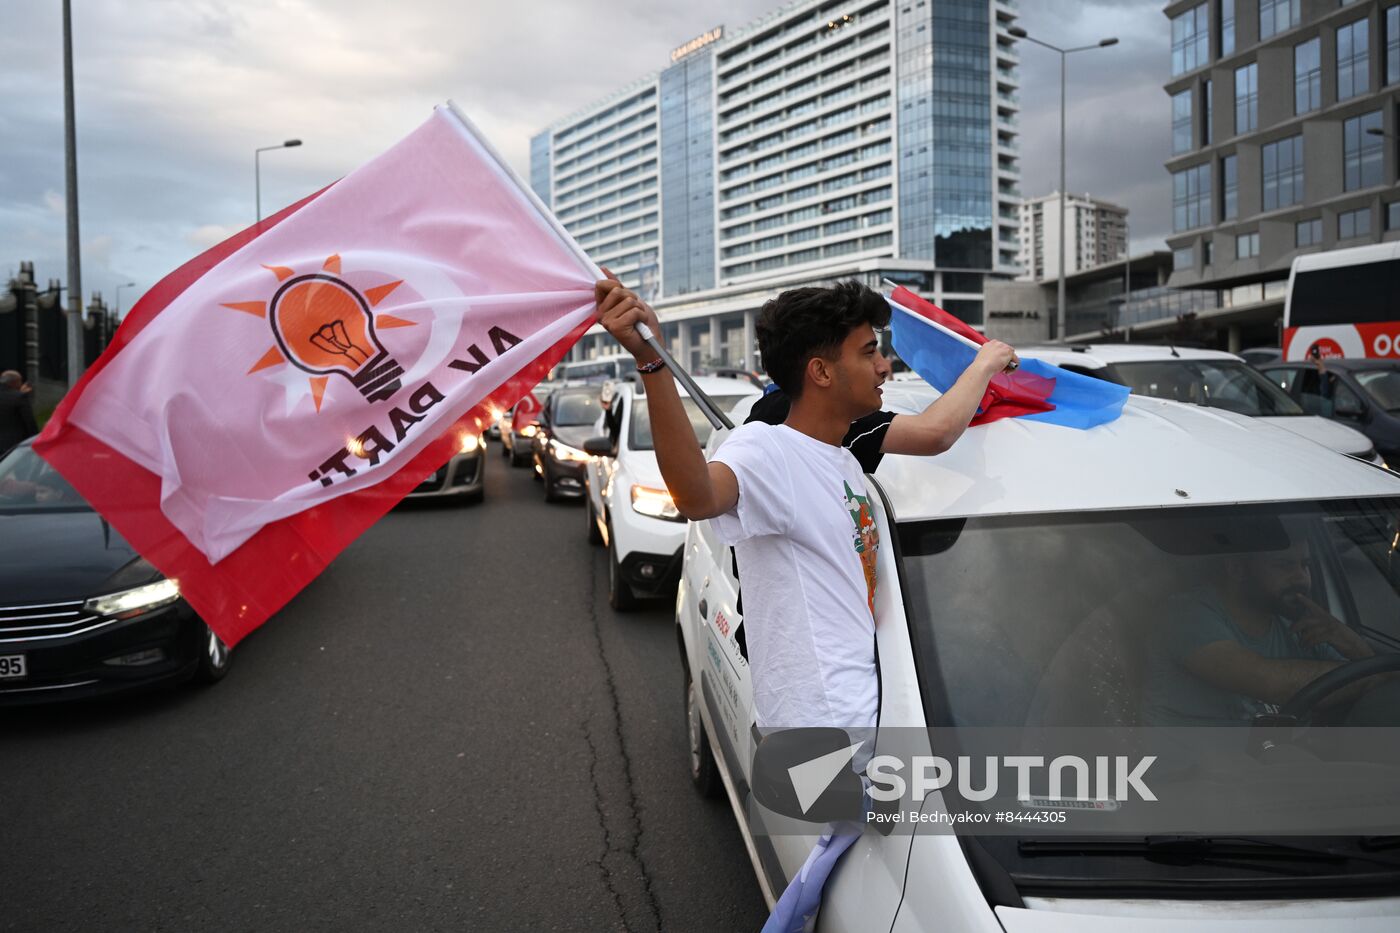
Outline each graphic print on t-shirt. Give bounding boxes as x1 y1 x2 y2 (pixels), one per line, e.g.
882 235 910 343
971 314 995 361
842 480 879 615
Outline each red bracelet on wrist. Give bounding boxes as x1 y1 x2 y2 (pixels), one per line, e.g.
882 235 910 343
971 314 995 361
637 357 665 374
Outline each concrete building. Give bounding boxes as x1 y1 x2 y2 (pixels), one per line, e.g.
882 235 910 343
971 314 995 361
1016 192 1129 281
986 251 1229 347
529 0 1023 364
1164 0 1400 348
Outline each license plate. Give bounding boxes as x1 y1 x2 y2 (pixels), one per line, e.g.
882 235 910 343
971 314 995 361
0 655 26 680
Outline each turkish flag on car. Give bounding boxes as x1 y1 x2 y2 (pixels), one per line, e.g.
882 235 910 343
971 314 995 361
511 391 543 432
35 104 599 646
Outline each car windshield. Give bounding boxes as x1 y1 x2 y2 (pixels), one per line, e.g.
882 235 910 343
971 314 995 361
1356 369 1400 413
1112 360 1305 416
898 499 1400 885
0 444 88 512
553 393 600 426
629 396 748 450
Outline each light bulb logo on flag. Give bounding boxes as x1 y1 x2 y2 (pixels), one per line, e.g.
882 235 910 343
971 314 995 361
270 273 400 401
225 253 417 411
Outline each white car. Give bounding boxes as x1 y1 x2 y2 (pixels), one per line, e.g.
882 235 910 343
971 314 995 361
1019 344 1380 463
583 376 761 610
679 383 1400 931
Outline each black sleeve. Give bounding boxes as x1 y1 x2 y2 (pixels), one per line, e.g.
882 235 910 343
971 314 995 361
843 410 896 474
744 388 791 425
21 400 37 438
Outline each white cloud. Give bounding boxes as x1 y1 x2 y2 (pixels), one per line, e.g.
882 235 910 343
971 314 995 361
185 224 243 250
2 0 1171 300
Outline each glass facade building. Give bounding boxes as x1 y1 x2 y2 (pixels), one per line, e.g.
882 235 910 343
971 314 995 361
531 0 1019 362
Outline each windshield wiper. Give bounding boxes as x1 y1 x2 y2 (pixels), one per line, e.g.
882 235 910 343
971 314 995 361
1019 836 1400 869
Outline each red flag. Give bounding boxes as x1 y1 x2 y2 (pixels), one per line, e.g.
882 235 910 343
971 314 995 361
35 107 598 647
889 286 1055 426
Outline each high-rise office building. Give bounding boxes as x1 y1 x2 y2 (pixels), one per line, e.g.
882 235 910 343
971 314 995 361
1016 192 1129 281
530 0 1021 366
1164 0 1400 347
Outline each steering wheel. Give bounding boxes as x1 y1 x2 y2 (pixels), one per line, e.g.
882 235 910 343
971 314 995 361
1278 653 1400 721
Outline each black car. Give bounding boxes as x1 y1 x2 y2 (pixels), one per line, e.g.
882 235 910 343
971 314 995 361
0 441 231 705
1258 358 1400 467
531 386 600 502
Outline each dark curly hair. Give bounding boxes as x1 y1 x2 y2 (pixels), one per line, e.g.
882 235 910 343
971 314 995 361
756 281 890 398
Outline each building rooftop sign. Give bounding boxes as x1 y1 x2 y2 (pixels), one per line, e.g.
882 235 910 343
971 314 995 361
671 26 723 62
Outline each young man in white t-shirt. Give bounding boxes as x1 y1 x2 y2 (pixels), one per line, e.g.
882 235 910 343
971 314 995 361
596 278 1016 733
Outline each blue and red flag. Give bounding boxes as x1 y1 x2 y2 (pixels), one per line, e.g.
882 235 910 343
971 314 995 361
887 286 1129 430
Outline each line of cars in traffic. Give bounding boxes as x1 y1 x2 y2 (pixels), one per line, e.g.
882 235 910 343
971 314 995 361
0 425 489 706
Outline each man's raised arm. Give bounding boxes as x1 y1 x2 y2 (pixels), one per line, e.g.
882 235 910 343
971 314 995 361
881 341 1018 456
595 278 738 521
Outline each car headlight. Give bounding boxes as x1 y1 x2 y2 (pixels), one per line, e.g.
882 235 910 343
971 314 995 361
460 433 485 453
84 579 181 619
520 424 538 438
631 484 683 522
549 439 591 463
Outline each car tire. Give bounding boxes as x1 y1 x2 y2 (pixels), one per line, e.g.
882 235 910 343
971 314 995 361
608 531 640 612
686 664 722 798
194 624 232 685
543 465 559 502
585 490 603 545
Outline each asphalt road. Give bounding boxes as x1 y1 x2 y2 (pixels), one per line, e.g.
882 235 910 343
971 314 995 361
0 446 769 933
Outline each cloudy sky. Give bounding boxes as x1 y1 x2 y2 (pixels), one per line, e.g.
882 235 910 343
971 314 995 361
0 0 1167 312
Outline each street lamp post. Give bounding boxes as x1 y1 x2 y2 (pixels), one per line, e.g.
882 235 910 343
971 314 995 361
255 139 303 223
1007 26 1117 343
62 0 84 386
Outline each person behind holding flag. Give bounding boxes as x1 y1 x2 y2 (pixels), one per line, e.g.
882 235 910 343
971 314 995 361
596 278 1015 927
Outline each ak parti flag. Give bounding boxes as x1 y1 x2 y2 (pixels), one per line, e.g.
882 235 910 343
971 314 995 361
888 285 1129 429
34 104 600 647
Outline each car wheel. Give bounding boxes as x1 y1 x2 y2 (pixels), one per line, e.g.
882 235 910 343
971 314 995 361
608 531 640 612
585 490 603 545
194 624 232 685
543 465 560 502
686 664 721 797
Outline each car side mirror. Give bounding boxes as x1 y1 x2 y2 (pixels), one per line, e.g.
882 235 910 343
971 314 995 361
583 436 614 457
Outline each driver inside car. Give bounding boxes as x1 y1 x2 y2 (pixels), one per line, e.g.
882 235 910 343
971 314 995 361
1143 534 1376 726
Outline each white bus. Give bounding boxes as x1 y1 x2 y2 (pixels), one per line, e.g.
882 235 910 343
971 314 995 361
1285 241 1400 360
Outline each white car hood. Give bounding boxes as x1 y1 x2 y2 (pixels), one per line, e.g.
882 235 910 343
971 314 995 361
1257 415 1372 456
996 896 1400 931
621 448 663 490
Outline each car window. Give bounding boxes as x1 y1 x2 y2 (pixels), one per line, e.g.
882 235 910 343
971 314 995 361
898 498 1400 730
1294 369 1349 418
1111 360 1304 416
553 393 600 426
629 396 748 450
1355 369 1400 414
0 445 87 511
1261 367 1299 394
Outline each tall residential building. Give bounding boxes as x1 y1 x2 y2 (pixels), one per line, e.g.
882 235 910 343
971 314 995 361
1016 192 1129 281
530 0 1022 366
1164 0 1400 348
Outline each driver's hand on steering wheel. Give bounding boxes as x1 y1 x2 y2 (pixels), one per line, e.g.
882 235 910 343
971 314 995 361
1288 594 1375 660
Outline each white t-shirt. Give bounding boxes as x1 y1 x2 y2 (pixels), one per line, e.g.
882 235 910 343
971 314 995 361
710 421 880 731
